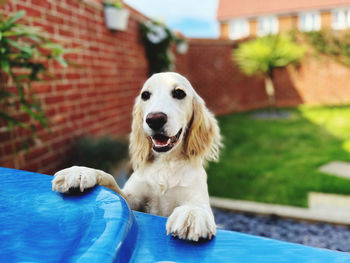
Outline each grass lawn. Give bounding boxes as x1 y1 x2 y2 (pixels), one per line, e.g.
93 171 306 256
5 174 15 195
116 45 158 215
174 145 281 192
207 105 350 207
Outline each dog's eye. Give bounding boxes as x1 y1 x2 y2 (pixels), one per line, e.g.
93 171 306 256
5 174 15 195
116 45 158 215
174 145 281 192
141 91 151 101
172 88 186 100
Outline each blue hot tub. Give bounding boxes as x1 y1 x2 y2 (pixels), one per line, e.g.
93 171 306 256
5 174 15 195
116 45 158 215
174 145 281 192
0 167 349 262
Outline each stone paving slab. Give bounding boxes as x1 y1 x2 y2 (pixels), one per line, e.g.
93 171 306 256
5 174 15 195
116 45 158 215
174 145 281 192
319 161 350 179
210 196 350 225
308 192 350 211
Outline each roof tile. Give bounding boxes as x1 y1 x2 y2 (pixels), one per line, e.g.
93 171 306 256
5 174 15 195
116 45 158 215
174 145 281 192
218 0 350 20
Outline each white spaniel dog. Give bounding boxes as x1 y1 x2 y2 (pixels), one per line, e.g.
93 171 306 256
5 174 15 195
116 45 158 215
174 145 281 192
52 72 221 241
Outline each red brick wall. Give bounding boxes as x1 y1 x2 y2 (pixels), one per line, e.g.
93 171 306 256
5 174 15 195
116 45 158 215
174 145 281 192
178 39 350 115
0 0 149 174
176 39 266 115
275 54 350 106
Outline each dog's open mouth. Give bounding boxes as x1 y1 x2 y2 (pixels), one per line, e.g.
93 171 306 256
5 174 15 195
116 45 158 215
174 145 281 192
151 128 183 152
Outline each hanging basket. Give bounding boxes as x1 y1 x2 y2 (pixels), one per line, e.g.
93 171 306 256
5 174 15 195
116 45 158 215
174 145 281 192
104 6 130 31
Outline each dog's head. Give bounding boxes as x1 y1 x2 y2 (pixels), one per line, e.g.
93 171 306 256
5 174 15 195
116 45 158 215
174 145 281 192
130 72 221 169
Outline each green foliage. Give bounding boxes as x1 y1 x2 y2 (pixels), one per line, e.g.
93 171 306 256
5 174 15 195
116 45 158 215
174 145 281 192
207 106 350 207
304 30 350 66
103 0 124 9
0 11 69 151
233 35 305 76
69 136 128 173
140 20 176 75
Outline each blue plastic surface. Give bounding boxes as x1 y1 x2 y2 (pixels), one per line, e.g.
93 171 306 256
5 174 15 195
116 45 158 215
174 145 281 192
0 167 136 263
1 167 350 262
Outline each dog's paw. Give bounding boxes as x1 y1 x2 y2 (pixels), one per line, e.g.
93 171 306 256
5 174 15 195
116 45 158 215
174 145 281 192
52 166 98 193
166 205 216 242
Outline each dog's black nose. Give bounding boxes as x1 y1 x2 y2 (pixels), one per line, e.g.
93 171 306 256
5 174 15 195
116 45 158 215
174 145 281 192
146 112 167 131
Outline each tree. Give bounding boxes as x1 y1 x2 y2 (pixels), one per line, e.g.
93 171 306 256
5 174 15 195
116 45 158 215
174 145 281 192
233 35 304 109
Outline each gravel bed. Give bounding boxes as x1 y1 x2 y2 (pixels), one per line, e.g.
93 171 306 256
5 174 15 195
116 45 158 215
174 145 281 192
213 208 350 252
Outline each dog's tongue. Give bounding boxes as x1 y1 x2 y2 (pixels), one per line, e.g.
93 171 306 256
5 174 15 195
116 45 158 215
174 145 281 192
153 134 170 146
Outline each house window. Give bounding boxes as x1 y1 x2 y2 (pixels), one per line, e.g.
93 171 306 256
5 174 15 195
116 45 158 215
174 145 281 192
299 12 321 31
257 16 278 36
229 19 249 40
332 9 350 29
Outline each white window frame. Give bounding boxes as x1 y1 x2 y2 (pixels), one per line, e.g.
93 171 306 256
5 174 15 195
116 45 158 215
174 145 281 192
257 15 278 36
332 8 350 30
229 19 250 40
299 11 321 32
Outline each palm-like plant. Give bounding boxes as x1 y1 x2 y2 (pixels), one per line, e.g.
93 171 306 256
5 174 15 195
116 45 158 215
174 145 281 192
233 35 304 109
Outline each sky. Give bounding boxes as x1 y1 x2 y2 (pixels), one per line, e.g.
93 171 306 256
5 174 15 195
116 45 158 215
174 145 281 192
123 0 220 38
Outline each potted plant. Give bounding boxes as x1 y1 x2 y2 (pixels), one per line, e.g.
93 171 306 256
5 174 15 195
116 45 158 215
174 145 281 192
103 0 130 31
175 38 189 54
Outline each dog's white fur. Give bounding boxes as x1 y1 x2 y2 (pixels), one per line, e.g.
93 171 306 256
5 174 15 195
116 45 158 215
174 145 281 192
52 72 221 241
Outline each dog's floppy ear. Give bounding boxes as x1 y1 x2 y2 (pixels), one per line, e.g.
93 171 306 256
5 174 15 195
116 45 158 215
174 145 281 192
129 97 152 170
185 94 221 163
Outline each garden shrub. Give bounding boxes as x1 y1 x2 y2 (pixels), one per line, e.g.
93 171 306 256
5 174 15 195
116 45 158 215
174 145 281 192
68 136 128 173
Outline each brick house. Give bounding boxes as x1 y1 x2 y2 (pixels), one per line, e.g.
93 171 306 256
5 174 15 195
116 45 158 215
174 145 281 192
218 0 350 40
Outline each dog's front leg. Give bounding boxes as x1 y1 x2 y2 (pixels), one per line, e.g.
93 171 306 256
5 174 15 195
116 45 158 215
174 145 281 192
166 203 216 242
52 166 125 198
